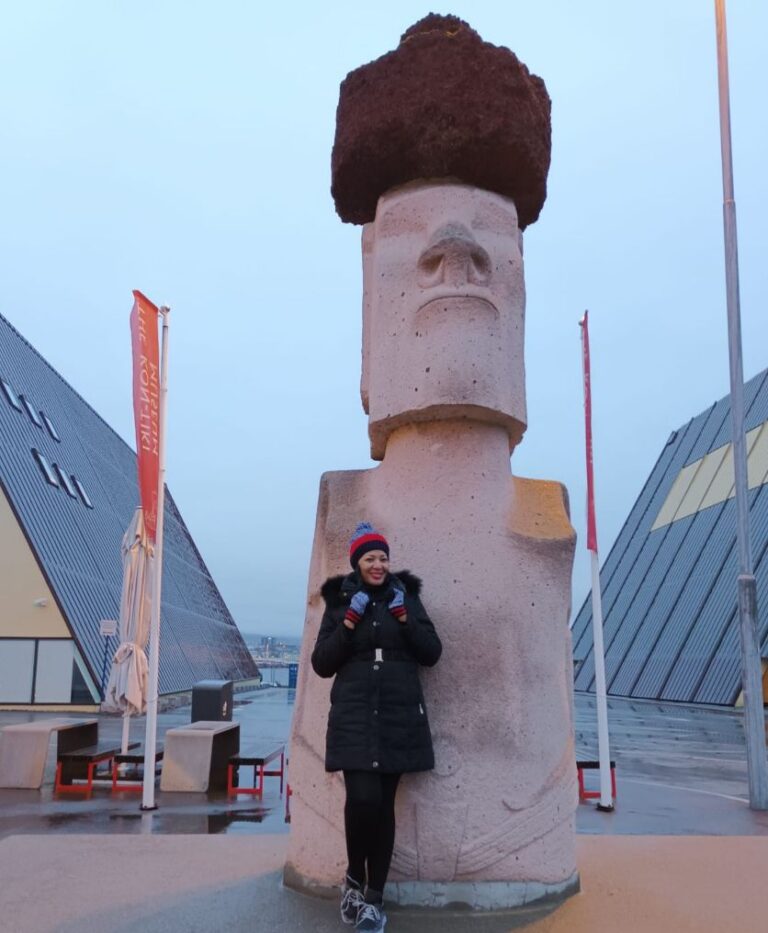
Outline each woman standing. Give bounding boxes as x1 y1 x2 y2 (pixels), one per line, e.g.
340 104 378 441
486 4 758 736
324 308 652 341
311 522 442 933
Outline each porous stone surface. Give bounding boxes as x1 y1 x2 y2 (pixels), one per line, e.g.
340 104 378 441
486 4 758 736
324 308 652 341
361 183 526 460
285 420 578 900
287 178 577 905
331 14 551 228
292 156 573 915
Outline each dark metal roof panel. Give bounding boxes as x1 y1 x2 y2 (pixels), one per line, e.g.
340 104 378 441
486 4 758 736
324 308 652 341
574 405 720 690
631 499 737 698
659 521 739 703
692 485 768 704
0 313 258 696
571 424 687 662
601 518 692 691
742 370 768 430
574 365 768 705
608 507 721 696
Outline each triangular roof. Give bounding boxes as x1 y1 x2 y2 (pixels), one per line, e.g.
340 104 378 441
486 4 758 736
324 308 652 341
572 367 768 706
0 312 258 695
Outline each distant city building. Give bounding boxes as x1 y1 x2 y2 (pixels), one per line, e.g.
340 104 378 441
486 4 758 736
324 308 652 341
0 313 258 709
573 367 768 706
261 636 276 658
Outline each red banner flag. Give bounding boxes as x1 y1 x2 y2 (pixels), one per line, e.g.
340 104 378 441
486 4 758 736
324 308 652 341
580 310 598 552
129 290 161 543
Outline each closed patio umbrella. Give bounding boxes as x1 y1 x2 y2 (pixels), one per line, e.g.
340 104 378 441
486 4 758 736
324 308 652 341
103 508 153 753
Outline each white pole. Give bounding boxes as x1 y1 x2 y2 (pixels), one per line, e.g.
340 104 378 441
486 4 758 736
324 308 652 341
141 307 170 810
589 551 613 810
713 0 768 811
579 311 613 811
121 710 130 756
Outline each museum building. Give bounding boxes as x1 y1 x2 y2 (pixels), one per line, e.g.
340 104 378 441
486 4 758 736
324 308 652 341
0 312 258 709
573 367 768 706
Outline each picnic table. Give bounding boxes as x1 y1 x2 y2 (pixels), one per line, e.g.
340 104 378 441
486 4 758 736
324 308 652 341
0 718 98 789
160 720 240 792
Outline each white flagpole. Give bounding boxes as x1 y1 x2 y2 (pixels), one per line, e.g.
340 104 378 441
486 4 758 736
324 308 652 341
141 306 170 810
589 551 613 810
579 311 614 811
713 0 768 811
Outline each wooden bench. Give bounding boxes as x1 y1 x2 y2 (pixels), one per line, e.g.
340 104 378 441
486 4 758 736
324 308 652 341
55 741 139 796
227 745 285 797
111 745 165 793
577 759 616 801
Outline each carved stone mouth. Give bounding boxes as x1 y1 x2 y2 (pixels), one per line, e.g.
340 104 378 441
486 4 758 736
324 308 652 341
416 295 498 323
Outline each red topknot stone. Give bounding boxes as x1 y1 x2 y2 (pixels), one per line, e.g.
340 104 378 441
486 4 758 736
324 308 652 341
331 13 552 229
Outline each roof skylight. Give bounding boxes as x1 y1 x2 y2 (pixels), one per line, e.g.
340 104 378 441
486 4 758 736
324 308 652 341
1 378 22 411
32 448 59 487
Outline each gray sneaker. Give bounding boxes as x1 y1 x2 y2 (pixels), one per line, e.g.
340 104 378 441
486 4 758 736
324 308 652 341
355 902 387 933
340 877 366 925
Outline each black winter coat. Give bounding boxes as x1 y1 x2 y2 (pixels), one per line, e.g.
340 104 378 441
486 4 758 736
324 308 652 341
311 570 442 774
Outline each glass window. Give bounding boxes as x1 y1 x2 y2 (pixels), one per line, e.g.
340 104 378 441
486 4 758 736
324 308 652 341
42 413 60 441
55 464 77 498
20 395 43 427
34 640 75 703
1 378 23 411
32 448 59 486
0 640 35 702
72 475 93 508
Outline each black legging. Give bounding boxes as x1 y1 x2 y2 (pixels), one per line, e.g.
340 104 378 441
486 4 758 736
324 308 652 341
343 770 402 896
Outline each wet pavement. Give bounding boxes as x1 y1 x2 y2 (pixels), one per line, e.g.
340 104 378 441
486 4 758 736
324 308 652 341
1 688 767 839
0 686 294 839
574 693 768 836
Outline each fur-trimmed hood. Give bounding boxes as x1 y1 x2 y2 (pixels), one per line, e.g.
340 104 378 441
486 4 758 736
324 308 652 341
320 570 422 609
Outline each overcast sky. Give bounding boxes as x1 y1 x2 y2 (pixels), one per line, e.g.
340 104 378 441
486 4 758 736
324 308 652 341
2 2 766 637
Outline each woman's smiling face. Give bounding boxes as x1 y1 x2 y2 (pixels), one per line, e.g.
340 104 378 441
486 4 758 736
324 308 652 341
358 550 390 586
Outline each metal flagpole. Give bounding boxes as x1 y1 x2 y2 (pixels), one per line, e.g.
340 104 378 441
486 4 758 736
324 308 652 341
579 311 613 811
141 306 170 811
713 0 768 810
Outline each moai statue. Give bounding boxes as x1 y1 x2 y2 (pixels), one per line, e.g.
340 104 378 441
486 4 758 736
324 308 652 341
285 14 579 910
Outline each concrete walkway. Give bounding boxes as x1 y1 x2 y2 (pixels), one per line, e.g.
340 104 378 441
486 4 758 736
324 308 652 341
1 833 766 932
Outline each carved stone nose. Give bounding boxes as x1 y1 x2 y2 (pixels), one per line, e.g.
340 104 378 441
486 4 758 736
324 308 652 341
417 223 492 288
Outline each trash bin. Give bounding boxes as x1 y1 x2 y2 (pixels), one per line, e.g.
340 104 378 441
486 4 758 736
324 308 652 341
191 680 233 722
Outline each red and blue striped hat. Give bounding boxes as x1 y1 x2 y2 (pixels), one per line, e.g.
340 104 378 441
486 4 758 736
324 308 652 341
349 522 389 568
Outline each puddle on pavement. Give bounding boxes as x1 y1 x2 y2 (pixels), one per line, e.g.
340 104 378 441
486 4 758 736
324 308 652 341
207 809 267 834
27 804 279 837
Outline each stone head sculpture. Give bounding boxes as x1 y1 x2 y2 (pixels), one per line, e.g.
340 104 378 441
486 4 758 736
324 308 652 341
331 14 552 460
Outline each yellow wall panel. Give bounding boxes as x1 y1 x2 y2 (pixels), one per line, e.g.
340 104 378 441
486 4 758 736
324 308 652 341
652 419 768 530
698 444 735 511
747 422 768 488
651 461 698 531
675 444 730 522
0 488 71 638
